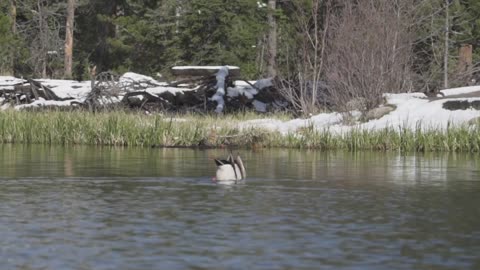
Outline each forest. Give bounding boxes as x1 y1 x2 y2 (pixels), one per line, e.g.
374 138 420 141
0 0 479 115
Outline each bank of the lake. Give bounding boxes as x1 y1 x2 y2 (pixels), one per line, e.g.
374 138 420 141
1 110 480 152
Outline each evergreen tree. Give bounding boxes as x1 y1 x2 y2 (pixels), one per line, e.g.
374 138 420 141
74 0 126 76
4 0 477 86
109 0 180 75
176 0 267 78
74 0 179 77
413 0 480 89
0 2 16 75
451 0 480 65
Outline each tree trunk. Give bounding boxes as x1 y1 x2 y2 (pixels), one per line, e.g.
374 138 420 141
10 0 16 33
8 0 16 75
267 0 277 78
36 0 48 78
64 0 75 78
443 0 449 89
457 44 472 81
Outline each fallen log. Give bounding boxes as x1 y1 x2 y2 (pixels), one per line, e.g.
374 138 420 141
122 91 171 111
171 66 241 78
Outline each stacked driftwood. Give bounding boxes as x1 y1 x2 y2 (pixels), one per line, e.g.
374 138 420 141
122 74 223 113
1 67 287 113
118 67 285 113
122 67 249 113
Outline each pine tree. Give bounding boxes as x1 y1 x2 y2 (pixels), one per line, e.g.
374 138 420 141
412 0 480 89
74 0 126 75
0 2 16 75
451 0 480 81
176 0 267 78
74 0 180 77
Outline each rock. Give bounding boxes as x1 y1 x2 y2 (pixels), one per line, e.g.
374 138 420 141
365 105 395 121
468 117 480 125
346 97 368 111
341 112 361 125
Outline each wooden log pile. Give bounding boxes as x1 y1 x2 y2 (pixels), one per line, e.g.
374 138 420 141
120 66 287 114
0 66 289 113
122 73 228 113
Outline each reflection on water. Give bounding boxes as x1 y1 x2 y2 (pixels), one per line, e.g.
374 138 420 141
2 144 479 183
0 144 479 269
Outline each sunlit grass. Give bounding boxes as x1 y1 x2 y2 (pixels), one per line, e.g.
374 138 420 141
0 109 479 152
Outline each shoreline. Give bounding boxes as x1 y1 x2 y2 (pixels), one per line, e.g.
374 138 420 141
1 110 479 152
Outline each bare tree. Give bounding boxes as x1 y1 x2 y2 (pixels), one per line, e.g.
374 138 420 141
64 0 75 78
10 0 16 34
266 0 277 77
10 0 16 75
324 0 415 112
278 0 331 115
443 0 449 89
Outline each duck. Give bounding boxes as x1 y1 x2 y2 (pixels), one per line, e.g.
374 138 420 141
213 153 246 182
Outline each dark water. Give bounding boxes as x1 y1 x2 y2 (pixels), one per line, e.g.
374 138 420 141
0 145 479 270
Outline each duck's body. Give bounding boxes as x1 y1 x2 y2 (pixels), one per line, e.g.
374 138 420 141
214 154 246 182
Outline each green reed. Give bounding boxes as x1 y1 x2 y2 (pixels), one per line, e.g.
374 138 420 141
0 110 479 152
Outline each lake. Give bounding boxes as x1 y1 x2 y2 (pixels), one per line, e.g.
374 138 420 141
0 144 479 270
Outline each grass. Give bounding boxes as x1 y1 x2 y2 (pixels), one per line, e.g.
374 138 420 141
1 109 479 152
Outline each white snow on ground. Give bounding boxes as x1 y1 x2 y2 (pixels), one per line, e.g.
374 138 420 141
227 78 271 99
240 112 344 134
2 74 480 133
238 85 480 134
0 76 25 92
14 98 78 110
146 86 192 95
120 72 162 86
441 85 480 96
253 78 273 89
120 72 196 95
355 91 480 131
227 84 258 99
37 79 91 99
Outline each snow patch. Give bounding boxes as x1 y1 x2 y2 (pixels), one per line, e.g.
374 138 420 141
120 72 163 86
441 85 480 96
14 98 78 110
254 78 273 89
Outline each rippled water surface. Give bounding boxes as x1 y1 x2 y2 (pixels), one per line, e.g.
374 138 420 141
0 145 479 269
